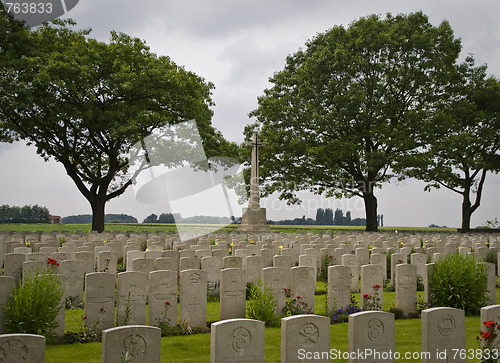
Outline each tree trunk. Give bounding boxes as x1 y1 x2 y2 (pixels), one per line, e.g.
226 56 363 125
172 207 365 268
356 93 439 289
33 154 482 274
363 192 378 232
461 200 472 233
90 197 106 233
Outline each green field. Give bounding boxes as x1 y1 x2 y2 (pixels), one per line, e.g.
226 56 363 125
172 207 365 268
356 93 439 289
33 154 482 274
0 222 459 235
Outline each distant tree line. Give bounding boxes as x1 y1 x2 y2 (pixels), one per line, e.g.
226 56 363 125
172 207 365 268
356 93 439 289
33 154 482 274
142 213 232 224
143 213 178 224
0 204 50 223
62 214 138 224
268 208 383 226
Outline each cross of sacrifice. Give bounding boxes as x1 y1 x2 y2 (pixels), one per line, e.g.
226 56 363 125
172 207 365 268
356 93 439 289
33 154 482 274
245 131 265 209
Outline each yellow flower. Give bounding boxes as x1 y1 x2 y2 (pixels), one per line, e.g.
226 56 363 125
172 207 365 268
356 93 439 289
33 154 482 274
250 240 254 244
103 240 109 244
230 242 234 247
145 248 149 252
229 248 232 253
25 242 31 247
279 245 284 250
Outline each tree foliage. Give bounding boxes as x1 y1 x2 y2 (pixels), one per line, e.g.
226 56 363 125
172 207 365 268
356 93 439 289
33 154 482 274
0 204 50 223
248 12 463 231
398 58 500 231
0 18 235 232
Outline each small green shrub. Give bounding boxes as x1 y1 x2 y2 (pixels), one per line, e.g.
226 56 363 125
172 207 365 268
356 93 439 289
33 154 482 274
389 306 404 320
318 254 333 282
116 257 126 273
4 270 64 339
385 251 394 280
429 252 488 315
416 275 425 292
245 280 280 327
65 296 84 310
282 288 312 316
207 281 220 302
61 309 105 344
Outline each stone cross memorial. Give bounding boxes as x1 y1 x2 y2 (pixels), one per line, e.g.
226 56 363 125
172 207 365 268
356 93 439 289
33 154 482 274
239 131 270 232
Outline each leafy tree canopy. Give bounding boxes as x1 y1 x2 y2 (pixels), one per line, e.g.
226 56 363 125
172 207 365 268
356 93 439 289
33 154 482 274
248 12 464 231
397 58 500 231
0 17 237 232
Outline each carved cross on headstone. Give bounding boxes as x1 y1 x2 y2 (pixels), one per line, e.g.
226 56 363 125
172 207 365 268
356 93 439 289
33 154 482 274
189 296 201 314
245 131 265 209
89 285 113 304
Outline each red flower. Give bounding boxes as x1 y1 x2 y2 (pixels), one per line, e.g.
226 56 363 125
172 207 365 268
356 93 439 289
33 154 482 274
284 288 287 292
482 331 492 340
165 301 170 306
100 308 104 312
373 284 381 289
363 294 370 299
485 321 496 329
297 296 301 299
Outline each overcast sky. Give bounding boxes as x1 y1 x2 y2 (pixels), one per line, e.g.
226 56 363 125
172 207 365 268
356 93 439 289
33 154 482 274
0 0 499 228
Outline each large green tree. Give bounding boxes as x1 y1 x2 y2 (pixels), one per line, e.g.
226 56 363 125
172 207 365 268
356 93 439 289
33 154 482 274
399 58 500 232
0 18 233 232
249 12 462 231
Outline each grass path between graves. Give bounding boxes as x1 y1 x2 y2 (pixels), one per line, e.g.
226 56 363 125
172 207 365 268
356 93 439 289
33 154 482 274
46 289 498 362
44 317 486 363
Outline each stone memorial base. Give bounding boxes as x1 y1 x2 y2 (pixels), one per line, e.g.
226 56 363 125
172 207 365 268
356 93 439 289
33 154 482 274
238 208 270 232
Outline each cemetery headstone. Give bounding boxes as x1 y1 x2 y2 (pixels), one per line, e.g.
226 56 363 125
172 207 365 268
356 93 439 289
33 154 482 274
148 270 178 327
0 276 14 334
84 272 116 330
348 311 395 363
220 268 246 320
0 334 45 363
210 318 265 363
421 307 465 363
101 325 161 363
327 265 351 312
395 263 417 317
290 266 315 313
116 271 148 326
281 314 330 363
179 269 207 328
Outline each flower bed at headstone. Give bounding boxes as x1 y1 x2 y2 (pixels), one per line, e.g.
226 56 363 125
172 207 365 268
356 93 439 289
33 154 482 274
4 270 64 342
429 252 488 315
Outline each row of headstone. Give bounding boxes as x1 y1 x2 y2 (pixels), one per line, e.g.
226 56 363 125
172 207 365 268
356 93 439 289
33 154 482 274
328 260 497 316
83 265 317 330
2 253 495 335
4 305 498 363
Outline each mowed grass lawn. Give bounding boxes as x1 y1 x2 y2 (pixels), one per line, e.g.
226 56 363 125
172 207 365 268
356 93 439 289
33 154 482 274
46 287 500 363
